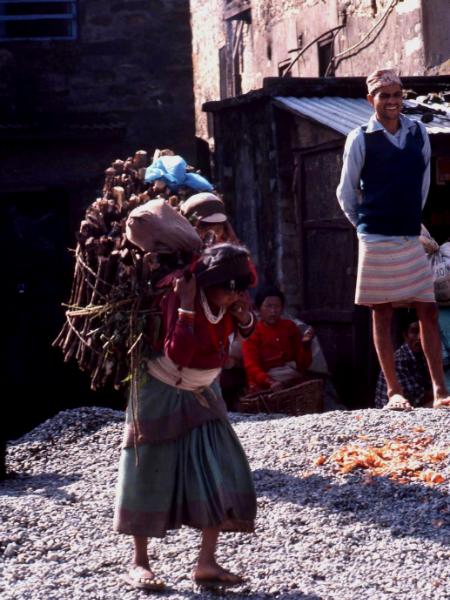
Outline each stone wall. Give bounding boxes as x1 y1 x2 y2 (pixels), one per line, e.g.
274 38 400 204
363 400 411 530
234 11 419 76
191 0 449 140
421 0 450 73
190 0 224 144
335 0 425 77
0 0 195 157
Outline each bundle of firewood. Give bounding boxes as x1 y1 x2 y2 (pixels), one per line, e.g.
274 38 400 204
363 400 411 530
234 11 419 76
53 149 200 393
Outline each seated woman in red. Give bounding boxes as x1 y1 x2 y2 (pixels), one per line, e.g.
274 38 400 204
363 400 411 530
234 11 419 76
242 286 313 392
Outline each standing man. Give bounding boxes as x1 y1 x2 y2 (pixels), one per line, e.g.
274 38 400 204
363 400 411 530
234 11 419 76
337 68 450 410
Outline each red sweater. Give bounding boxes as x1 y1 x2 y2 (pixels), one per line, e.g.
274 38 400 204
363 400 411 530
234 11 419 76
161 290 236 369
242 318 312 390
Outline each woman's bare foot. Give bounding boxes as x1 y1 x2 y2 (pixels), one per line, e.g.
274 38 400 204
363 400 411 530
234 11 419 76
124 565 165 591
193 561 244 588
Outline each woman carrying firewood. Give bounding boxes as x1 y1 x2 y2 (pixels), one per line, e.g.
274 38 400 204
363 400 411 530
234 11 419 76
114 243 257 591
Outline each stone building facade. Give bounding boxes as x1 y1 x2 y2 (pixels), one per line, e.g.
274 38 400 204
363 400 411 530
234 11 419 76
191 0 450 142
0 0 195 440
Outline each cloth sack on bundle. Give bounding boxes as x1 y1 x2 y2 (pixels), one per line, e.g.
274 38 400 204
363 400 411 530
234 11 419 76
144 155 213 192
125 199 202 253
419 224 450 303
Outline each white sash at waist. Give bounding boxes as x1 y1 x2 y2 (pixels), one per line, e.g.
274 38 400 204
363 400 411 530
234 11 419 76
147 355 221 391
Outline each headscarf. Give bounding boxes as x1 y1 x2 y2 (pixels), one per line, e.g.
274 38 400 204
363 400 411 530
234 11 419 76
194 243 256 290
366 69 402 95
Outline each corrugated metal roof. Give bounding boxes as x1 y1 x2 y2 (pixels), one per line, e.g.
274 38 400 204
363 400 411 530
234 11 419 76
274 96 450 135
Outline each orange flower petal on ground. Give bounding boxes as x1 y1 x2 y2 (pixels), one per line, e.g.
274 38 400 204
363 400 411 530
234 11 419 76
315 436 449 485
419 470 446 484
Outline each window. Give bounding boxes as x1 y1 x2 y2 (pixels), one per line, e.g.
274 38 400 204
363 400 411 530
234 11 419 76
0 1 77 41
318 36 334 77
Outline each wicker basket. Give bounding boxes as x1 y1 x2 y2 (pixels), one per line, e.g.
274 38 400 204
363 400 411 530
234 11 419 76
237 378 324 416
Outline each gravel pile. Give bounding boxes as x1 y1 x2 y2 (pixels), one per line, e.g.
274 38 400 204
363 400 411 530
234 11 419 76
1 407 450 600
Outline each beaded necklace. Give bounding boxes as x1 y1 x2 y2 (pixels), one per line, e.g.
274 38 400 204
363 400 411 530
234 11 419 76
199 288 225 324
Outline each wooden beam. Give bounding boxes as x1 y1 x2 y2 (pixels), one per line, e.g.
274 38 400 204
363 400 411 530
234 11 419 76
298 309 355 323
303 218 352 230
224 0 251 21
291 139 345 155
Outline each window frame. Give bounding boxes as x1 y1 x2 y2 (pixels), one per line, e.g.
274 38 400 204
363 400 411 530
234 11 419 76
0 0 77 42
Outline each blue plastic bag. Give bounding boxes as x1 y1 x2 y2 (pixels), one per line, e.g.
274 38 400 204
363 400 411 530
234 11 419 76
144 155 213 192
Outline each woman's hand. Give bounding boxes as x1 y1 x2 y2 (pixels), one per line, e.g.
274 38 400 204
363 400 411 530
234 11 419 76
173 272 196 310
230 293 252 325
302 326 315 343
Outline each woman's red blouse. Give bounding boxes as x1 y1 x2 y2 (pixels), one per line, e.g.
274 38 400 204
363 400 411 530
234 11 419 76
242 318 312 389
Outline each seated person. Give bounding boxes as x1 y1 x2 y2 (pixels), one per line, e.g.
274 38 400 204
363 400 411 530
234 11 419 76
242 286 313 392
375 316 432 409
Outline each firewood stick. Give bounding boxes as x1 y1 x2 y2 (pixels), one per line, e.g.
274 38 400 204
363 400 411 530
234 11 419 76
112 186 126 211
77 255 108 367
133 150 148 169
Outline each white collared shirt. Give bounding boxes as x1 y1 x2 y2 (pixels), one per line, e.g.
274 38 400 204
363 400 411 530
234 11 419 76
336 113 431 242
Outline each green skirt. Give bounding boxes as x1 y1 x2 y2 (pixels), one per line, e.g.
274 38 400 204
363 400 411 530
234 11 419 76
114 376 256 538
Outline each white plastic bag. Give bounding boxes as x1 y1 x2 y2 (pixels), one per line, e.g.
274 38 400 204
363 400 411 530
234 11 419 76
432 242 450 303
420 225 450 303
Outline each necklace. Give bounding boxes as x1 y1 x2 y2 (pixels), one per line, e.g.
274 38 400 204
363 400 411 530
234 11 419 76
200 288 225 324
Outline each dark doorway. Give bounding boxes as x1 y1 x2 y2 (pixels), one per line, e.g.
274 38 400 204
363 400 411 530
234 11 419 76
0 187 124 442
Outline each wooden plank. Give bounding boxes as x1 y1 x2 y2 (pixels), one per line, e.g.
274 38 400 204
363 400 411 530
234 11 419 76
298 309 354 323
224 0 251 21
0 1 74 4
303 218 352 230
0 14 73 21
291 139 345 155
293 152 306 309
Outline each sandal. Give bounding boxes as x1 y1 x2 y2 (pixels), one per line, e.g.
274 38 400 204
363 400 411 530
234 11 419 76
433 397 450 409
383 394 413 411
192 569 245 589
123 566 166 591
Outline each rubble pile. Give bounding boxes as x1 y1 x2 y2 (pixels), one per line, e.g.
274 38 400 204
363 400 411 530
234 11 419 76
2 407 450 599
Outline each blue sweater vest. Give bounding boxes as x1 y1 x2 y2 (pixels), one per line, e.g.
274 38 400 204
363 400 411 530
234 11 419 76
357 124 425 236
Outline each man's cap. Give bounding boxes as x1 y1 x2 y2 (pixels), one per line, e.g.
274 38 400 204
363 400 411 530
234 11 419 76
366 69 402 95
180 192 227 224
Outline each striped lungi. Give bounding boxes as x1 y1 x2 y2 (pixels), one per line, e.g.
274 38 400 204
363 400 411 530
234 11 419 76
355 237 435 306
